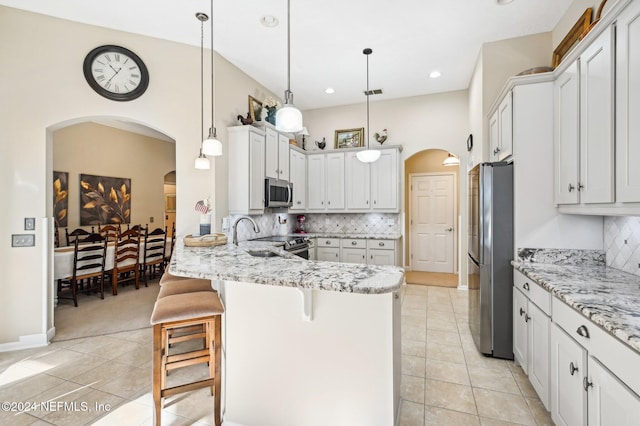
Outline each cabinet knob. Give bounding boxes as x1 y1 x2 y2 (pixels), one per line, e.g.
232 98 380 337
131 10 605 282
374 200 376 204
568 184 575 192
576 325 590 339
519 307 526 317
569 362 578 376
524 313 531 322
379 242 385 247
522 282 530 291
366 200 369 204
578 183 584 191
335 253 338 258
583 377 593 391
352 241 357 245
325 241 331 245
328 201 331 205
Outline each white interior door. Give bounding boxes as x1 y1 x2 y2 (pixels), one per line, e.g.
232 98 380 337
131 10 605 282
410 173 455 273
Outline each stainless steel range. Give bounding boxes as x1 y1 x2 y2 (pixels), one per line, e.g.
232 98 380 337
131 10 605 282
250 236 310 259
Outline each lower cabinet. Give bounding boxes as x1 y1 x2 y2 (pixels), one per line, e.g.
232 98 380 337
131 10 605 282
312 237 398 265
341 238 367 264
367 239 397 266
587 356 640 426
316 238 340 262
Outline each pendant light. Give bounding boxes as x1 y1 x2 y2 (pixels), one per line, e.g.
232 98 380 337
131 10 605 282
202 0 222 156
443 153 460 166
275 0 303 132
357 48 381 163
194 11 211 170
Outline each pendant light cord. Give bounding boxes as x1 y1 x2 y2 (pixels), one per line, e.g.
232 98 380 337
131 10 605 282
200 15 205 150
210 0 216 135
286 0 291 101
366 52 370 149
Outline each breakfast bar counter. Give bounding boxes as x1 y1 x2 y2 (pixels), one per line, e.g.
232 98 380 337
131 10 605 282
169 239 404 426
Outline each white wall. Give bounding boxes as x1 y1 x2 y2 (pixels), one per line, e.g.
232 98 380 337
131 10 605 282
0 6 277 348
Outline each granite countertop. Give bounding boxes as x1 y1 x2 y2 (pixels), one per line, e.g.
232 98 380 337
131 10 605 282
512 261 640 354
294 233 402 240
169 239 405 294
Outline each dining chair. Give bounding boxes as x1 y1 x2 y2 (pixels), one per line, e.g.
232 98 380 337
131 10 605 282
164 222 176 268
57 233 108 307
65 227 91 247
109 227 141 295
141 227 167 286
54 225 60 248
98 224 121 242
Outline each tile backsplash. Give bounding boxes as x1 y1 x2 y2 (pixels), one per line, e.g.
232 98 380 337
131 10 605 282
225 213 400 242
604 216 640 276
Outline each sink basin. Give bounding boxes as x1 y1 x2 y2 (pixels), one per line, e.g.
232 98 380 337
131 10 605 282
245 249 282 258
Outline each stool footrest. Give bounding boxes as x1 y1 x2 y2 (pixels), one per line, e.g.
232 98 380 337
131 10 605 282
162 378 215 398
169 331 207 345
167 350 211 370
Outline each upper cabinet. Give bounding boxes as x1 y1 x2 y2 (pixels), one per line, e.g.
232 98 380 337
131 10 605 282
265 127 290 181
289 147 306 211
228 125 265 215
616 0 640 203
307 151 345 211
490 91 513 161
345 148 399 212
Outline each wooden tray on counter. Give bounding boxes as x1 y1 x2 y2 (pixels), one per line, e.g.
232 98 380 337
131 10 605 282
183 233 228 247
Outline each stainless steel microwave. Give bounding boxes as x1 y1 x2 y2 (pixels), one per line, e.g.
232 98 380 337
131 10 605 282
265 178 293 208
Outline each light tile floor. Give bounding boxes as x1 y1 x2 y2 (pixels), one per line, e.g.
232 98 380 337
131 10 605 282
0 284 553 425
399 284 553 426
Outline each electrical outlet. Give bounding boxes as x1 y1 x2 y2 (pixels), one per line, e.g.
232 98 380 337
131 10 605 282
150 216 154 223
386 219 395 225
12 234 35 247
24 218 35 230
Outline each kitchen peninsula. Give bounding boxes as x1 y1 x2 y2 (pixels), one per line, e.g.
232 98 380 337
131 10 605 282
169 239 405 426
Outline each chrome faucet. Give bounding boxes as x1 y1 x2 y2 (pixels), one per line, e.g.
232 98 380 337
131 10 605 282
232 216 260 245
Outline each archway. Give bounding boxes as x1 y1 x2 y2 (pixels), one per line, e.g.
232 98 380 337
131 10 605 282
404 149 461 287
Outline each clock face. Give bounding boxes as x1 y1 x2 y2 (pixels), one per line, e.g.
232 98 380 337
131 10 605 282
83 45 149 101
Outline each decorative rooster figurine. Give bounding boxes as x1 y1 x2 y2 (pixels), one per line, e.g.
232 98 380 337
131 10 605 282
237 113 253 125
374 128 388 144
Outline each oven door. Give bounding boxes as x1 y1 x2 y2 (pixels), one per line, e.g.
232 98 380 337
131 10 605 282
287 245 309 259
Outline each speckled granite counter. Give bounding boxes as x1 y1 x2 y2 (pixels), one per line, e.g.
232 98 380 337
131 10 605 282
293 233 402 240
512 261 640 354
169 239 404 294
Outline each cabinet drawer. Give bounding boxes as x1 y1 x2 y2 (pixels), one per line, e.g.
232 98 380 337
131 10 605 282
514 270 551 315
552 297 640 396
367 239 394 250
341 238 366 249
318 238 340 248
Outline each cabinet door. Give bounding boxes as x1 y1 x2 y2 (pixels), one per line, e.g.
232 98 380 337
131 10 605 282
307 155 325 210
265 128 279 179
345 151 370 210
341 248 367 264
513 287 528 371
368 249 395 266
316 247 340 262
528 302 550 410
554 60 581 205
371 149 398 210
550 323 587 426
249 131 266 210
278 134 290 181
489 111 499 161
289 149 306 210
326 152 345 210
616 1 640 202
587 356 640 426
579 26 614 204
497 91 513 160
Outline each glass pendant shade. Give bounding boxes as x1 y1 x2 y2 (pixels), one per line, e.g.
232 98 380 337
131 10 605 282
195 152 210 170
202 128 222 156
443 153 460 166
276 102 303 132
356 149 381 163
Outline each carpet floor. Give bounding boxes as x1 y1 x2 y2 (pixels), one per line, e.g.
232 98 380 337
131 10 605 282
52 278 160 341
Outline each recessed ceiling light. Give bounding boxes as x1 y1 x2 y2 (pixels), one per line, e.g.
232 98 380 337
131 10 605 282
429 70 441 79
325 87 335 94
260 15 279 27
497 0 514 5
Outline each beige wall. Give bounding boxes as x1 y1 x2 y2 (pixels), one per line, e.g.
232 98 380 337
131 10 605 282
552 0 605 47
0 6 277 347
403 150 460 268
53 122 175 231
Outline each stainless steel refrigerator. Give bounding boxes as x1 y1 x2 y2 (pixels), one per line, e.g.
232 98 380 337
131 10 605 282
468 162 513 359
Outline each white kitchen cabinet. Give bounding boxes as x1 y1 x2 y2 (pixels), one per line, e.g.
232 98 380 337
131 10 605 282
289 148 306 210
345 151 370 210
308 237 316 260
367 239 397 266
489 91 513 161
587 356 640 426
371 148 399 211
554 27 614 206
264 127 290 181
326 152 345 210
341 238 367 264
512 271 551 409
228 125 265 215
550 322 588 426
307 154 325 210
316 247 340 262
616 0 640 202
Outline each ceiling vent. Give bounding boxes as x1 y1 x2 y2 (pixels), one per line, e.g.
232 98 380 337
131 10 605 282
364 89 383 96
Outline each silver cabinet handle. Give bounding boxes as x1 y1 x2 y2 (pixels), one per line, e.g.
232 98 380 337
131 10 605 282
374 200 376 204
325 241 331 245
328 201 330 205
522 282 530 291
378 242 384 247
519 308 526 317
568 184 575 192
569 362 578 376
524 314 531 322
578 183 584 191
576 325 590 338
351 241 357 245
335 253 338 258
583 377 593 391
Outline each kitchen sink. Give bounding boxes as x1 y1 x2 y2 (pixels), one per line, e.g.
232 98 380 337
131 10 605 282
245 249 282 258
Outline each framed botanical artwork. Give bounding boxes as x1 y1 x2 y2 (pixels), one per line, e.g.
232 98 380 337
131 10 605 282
53 171 69 227
335 128 364 149
248 95 263 122
79 174 131 226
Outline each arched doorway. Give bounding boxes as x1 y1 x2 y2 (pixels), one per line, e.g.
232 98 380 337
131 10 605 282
404 149 460 287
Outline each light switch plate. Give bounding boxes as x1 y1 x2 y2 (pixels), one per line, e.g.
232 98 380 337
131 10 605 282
24 218 35 230
12 234 35 247
386 219 395 225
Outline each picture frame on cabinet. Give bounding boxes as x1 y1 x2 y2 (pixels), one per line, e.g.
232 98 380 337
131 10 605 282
335 128 364 149
552 8 593 68
248 95 263 122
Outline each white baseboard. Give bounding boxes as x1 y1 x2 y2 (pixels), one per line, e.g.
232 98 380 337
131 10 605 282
0 332 50 353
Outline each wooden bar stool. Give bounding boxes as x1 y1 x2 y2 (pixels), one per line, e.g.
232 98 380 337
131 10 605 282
159 271 194 286
150 291 224 426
